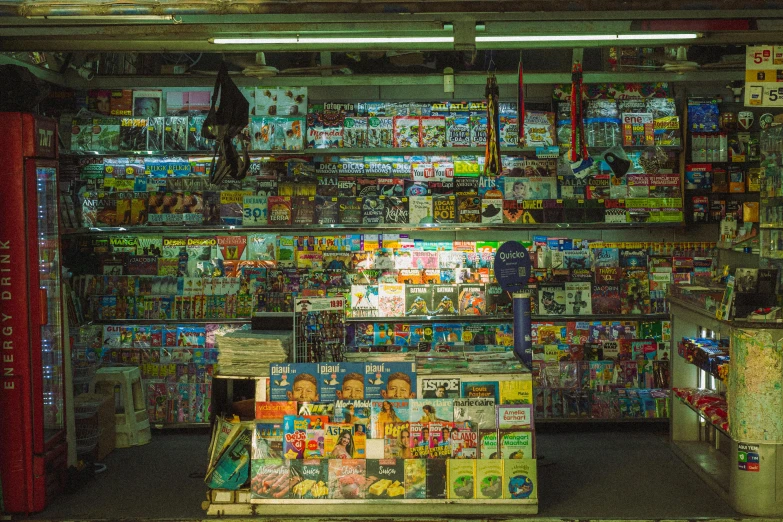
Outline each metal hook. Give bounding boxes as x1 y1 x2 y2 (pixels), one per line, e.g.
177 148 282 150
487 50 496 74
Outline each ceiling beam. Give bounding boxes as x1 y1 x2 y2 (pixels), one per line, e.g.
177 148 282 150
10 1 783 18
64 70 744 90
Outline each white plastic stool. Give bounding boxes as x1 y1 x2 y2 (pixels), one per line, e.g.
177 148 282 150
91 367 151 447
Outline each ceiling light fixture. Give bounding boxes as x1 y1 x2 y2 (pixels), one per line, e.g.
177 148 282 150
211 36 454 45
27 14 176 21
476 33 701 43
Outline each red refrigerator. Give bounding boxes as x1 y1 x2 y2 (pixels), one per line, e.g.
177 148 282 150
0 112 66 513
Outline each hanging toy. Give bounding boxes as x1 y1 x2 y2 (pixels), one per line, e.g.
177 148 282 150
569 62 594 178
484 73 502 176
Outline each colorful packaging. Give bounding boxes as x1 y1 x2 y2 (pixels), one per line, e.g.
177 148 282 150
290 459 329 499
447 459 476 499
498 429 535 459
365 459 406 498
476 459 504 499
327 459 366 499
404 459 427 498
250 459 290 499
503 458 537 500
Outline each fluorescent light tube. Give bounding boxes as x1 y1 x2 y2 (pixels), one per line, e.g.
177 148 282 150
28 15 175 21
616 33 701 40
476 33 700 43
211 36 454 44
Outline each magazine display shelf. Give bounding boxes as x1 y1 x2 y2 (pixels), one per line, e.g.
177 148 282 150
206 497 537 517
62 145 680 159
669 296 783 516
205 371 538 517
62 222 686 235
346 313 671 323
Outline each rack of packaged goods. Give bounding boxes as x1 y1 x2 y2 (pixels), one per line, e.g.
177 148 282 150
668 295 732 500
685 100 762 247
58 83 692 437
204 367 538 516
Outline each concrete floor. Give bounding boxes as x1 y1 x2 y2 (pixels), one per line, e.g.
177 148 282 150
30 424 739 520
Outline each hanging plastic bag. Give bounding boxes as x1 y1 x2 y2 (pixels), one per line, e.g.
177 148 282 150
203 62 250 185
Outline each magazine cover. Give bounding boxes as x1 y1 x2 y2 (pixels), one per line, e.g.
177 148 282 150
499 429 535 459
453 398 496 429
378 284 405 318
383 421 412 458
431 285 458 316
421 377 460 399
206 422 253 490
282 415 309 460
450 424 478 459
252 422 283 459
364 361 417 400
370 399 411 439
428 421 455 458
497 404 534 429
333 400 372 434
408 196 433 224
319 362 365 401
255 401 297 422
538 284 566 315
350 284 379 318
405 285 432 316
461 381 499 402
323 422 354 459
565 282 592 315
432 195 456 223
409 422 430 458
478 429 498 459
269 363 319 402
458 284 485 315
410 398 454 423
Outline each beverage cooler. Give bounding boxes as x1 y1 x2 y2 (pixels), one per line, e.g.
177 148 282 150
0 112 67 513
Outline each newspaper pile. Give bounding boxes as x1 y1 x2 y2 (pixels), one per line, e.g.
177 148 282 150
343 349 525 375
216 330 292 377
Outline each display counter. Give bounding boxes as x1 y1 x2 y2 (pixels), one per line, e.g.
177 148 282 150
669 296 783 516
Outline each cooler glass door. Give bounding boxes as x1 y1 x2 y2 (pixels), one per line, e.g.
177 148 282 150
32 161 65 446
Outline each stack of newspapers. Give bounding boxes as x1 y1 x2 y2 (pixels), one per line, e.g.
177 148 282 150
216 330 292 377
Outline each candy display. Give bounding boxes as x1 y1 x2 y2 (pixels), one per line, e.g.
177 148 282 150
673 388 728 433
678 337 730 382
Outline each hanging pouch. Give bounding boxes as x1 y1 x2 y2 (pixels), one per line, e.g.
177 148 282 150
603 145 631 178
202 63 250 185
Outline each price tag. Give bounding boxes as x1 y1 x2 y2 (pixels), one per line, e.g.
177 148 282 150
747 45 774 69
